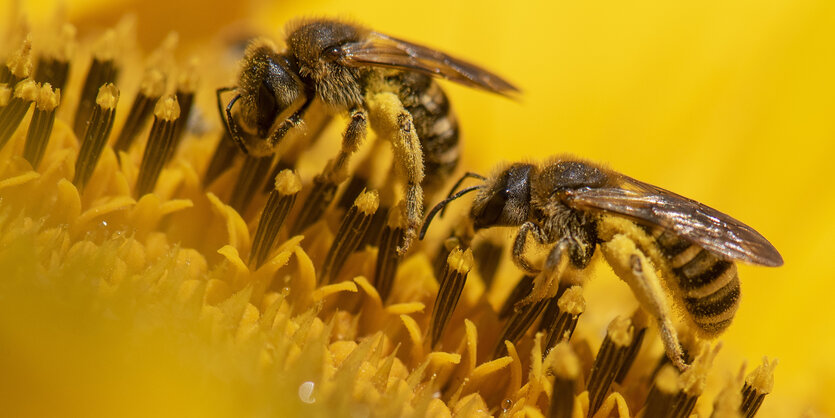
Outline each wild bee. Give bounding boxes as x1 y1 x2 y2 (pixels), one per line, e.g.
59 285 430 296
216 18 518 253
420 157 783 370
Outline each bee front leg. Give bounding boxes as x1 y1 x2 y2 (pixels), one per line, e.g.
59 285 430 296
512 221 547 275
366 92 425 255
600 234 689 371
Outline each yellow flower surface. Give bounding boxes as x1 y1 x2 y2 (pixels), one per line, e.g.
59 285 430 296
1 0 833 417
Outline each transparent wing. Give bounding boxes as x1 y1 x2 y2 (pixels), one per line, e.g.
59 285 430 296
338 32 519 96
566 175 783 267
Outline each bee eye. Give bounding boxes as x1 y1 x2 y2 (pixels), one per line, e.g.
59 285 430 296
479 191 507 226
322 45 342 61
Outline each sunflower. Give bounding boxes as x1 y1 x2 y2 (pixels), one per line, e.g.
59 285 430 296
1 1 832 417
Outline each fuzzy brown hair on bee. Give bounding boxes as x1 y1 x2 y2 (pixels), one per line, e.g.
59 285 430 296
420 157 783 371
216 18 518 254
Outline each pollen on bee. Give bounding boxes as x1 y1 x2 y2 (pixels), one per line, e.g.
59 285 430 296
73 83 119 192
249 169 302 269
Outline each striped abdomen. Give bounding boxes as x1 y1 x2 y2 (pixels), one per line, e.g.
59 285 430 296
650 227 740 336
394 72 460 196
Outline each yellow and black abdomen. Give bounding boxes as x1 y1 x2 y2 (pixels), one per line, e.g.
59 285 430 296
649 227 741 336
393 72 460 196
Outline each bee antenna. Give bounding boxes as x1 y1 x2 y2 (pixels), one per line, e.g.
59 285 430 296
439 172 486 217
419 185 481 240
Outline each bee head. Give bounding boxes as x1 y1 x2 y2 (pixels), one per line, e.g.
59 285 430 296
236 39 304 138
470 163 533 230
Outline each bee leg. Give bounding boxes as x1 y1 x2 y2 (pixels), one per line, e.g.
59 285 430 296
519 239 571 307
266 96 313 148
321 107 368 184
511 221 546 275
367 92 425 255
291 108 367 234
600 234 689 371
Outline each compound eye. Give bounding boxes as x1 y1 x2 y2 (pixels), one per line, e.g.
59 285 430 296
322 45 342 61
478 190 507 227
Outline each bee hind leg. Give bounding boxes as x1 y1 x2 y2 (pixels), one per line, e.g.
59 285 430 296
600 234 689 371
366 92 425 255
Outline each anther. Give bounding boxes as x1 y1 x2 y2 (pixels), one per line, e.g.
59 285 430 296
73 30 119 139
740 357 777 418
548 342 580 418
34 23 75 91
169 59 199 162
614 309 649 385
249 169 302 269
73 83 119 192
539 286 585 357
318 189 380 285
22 83 61 168
492 288 549 359
427 246 473 348
374 203 405 303
0 78 38 150
228 154 273 215
641 343 720 418
2 36 32 85
587 315 634 417
134 95 180 197
112 68 165 152
290 175 339 235
203 133 239 187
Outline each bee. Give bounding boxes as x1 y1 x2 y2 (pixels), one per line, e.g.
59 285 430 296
216 18 518 253
420 157 783 370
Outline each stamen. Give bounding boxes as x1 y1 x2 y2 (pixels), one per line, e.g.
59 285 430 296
318 189 379 285
492 289 548 359
2 36 31 85
134 95 180 197
374 203 405 303
203 133 239 187
614 309 649 384
427 246 473 348
0 78 37 150
740 357 777 418
641 365 681 417
33 23 75 91
73 30 119 139
22 83 60 168
228 154 273 214
73 83 119 192
169 59 199 162
586 315 634 417
498 275 534 320
540 286 585 357
112 68 165 152
641 343 720 418
473 239 503 288
249 169 301 269
547 342 580 418
290 175 339 235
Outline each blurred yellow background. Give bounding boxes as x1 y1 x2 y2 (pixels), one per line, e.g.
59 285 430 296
6 0 835 416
